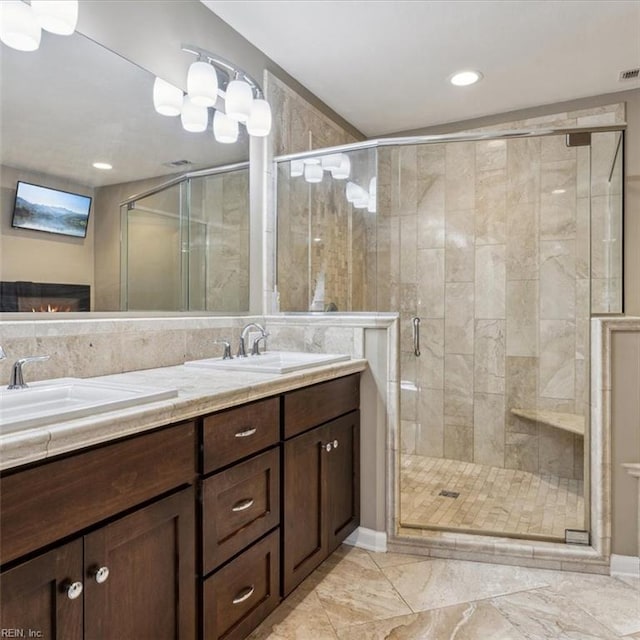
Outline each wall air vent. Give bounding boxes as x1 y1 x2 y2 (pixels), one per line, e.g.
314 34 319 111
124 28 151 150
619 68 640 81
164 159 193 168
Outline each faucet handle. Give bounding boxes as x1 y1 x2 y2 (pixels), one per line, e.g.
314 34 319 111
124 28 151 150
213 339 233 360
8 355 50 390
250 332 270 356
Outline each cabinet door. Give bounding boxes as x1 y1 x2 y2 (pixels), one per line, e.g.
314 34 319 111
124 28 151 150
0 539 83 639
84 488 196 640
282 423 329 596
326 411 360 553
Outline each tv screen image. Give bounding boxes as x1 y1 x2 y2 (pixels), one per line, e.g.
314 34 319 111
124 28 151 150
12 181 92 238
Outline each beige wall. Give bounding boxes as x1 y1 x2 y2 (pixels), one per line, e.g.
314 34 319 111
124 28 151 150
611 330 640 557
0 165 95 306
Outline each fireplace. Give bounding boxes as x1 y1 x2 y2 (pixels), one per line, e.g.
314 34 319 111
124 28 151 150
0 281 90 312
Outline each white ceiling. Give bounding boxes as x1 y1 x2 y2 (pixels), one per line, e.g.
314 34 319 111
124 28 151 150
202 0 640 136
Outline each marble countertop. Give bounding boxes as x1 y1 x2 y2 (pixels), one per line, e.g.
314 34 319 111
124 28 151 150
0 358 367 472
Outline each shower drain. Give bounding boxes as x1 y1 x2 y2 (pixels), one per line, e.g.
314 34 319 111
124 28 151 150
439 490 460 498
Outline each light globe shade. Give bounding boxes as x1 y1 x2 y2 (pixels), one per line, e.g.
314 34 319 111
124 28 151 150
304 164 323 183
0 1 41 51
320 154 342 171
246 99 272 136
31 0 78 35
290 160 304 177
213 110 239 143
187 60 218 107
181 96 208 132
346 181 366 203
331 154 351 179
369 176 377 196
153 77 183 116
225 79 253 122
353 193 370 209
367 193 377 213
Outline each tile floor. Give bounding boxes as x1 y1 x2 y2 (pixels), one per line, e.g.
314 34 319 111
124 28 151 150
400 454 584 539
248 545 640 639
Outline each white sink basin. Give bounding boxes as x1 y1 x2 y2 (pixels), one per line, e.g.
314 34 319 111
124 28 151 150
0 378 178 434
184 351 350 374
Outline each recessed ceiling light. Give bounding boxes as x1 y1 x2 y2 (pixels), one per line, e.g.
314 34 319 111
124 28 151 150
450 70 483 87
552 188 566 195
92 162 112 170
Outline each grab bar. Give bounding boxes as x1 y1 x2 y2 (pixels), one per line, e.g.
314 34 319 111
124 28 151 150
412 317 421 357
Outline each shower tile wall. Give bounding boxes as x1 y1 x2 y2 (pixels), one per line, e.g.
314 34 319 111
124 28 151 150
267 72 371 312
381 136 589 480
189 169 250 312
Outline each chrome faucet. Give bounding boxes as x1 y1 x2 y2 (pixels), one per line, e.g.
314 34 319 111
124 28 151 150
213 339 233 360
8 355 50 390
237 322 268 358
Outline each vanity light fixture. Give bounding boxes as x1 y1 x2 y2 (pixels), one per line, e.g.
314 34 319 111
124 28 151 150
331 154 351 179
449 70 483 86
290 160 304 177
152 43 272 143
92 162 112 170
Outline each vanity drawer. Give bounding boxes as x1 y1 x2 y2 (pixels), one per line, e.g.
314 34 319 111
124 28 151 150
202 397 279 473
0 422 196 565
202 447 279 574
203 530 279 640
283 373 360 439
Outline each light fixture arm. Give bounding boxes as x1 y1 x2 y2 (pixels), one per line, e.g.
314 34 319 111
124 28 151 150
182 43 264 99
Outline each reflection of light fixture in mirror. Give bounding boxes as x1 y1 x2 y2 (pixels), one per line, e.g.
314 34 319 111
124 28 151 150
92 162 112 170
331 154 351 179
346 181 366 203
552 188 566 194
313 237 322 243
213 110 238 143
303 157 320 165
247 99 272 136
353 195 369 209
153 77 183 116
321 154 343 170
304 164 323 183
290 160 304 177
0 1 41 51
31 1 78 36
225 78 253 123
187 60 218 107
181 96 208 132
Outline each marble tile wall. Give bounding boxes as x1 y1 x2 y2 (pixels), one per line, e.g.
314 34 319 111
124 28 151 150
190 169 250 312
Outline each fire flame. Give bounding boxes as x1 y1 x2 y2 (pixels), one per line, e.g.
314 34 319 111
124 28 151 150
31 304 72 312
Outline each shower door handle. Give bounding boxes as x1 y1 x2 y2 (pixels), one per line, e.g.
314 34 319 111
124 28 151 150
412 316 421 357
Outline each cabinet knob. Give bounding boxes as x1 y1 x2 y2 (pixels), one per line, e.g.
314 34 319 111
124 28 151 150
232 584 255 605
92 566 110 584
333 439 339 449
64 581 83 600
324 443 332 452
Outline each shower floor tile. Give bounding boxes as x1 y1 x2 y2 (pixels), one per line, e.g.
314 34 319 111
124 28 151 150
400 454 584 539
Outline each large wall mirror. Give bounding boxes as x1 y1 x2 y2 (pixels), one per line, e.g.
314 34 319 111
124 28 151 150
0 28 250 313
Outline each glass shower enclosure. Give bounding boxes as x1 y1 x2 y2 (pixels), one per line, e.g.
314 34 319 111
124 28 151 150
120 163 250 312
274 126 624 544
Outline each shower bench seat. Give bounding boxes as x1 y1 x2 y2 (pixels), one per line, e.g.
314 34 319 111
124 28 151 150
510 408 585 437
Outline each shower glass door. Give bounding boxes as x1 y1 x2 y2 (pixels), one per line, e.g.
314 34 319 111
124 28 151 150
393 133 592 541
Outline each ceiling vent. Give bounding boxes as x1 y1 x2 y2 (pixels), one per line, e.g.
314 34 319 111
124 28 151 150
164 159 192 168
619 68 640 81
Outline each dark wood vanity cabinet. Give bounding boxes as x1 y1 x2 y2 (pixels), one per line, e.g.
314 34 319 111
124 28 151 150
0 371 361 640
0 423 197 639
282 376 360 596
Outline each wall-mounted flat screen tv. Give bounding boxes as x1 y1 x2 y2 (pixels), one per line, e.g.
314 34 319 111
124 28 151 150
11 181 92 238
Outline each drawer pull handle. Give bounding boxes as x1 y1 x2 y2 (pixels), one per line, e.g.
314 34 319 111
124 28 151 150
92 566 110 584
231 498 255 512
235 428 257 438
324 442 332 452
232 585 255 604
333 439 339 449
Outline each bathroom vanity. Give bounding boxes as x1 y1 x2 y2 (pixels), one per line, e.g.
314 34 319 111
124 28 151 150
0 361 364 639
